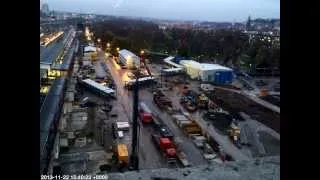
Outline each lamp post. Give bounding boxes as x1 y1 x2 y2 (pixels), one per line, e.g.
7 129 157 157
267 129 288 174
106 43 111 53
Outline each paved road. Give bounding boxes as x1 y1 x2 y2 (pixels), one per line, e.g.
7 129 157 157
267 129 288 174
94 60 107 78
140 90 208 166
99 51 167 169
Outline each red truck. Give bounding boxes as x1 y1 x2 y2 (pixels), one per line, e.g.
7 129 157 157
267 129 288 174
151 134 177 163
138 102 153 123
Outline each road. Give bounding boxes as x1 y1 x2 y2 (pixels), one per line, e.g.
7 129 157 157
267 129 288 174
98 51 167 169
140 90 208 166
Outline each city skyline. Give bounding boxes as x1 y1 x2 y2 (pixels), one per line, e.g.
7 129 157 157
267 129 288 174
44 0 279 22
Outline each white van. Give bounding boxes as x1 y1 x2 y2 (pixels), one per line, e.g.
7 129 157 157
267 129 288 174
117 131 124 139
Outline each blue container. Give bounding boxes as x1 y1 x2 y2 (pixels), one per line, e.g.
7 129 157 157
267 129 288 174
214 71 233 84
215 72 221 84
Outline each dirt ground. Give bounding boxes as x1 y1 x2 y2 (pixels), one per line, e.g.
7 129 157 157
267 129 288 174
208 88 280 133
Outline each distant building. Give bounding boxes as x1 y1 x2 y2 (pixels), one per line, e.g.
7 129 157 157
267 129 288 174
41 3 50 15
246 16 252 31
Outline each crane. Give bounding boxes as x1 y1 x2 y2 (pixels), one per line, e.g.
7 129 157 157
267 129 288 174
139 50 152 77
129 50 154 170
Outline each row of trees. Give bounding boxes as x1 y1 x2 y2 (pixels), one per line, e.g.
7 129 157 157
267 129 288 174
90 19 279 70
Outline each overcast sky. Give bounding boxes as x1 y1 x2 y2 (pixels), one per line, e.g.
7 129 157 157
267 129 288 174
43 0 279 22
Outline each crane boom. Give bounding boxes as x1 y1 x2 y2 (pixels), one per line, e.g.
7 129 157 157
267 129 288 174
140 52 152 77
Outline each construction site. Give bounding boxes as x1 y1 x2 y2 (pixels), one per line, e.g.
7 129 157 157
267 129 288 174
41 29 279 179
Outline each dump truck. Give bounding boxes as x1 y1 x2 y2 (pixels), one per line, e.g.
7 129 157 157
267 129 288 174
182 122 202 136
153 90 172 109
138 102 153 123
227 123 241 148
151 134 177 163
115 144 129 165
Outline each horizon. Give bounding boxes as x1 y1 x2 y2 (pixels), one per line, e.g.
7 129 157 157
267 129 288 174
44 9 280 24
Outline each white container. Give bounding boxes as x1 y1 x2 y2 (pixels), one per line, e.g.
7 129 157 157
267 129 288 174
193 136 206 142
173 114 188 121
116 122 130 131
178 120 192 128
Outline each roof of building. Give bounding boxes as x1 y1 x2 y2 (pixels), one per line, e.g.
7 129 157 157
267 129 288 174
53 40 77 70
84 45 96 53
40 34 66 64
82 79 115 94
163 56 183 68
119 49 139 58
180 60 232 71
126 76 155 84
162 67 183 72
40 77 66 154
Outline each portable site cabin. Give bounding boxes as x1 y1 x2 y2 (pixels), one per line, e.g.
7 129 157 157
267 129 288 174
118 49 140 69
179 60 233 85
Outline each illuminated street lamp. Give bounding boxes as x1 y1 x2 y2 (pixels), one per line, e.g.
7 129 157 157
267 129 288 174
116 47 120 51
140 50 145 55
97 38 101 43
107 43 110 48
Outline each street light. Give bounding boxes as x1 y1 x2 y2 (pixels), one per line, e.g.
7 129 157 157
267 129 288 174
107 43 110 48
140 50 145 55
116 47 120 51
97 38 101 43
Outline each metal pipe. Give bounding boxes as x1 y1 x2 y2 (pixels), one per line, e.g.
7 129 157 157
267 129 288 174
130 74 139 170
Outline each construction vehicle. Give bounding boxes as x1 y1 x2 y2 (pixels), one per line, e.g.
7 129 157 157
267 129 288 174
115 144 129 165
260 88 269 97
153 90 172 110
227 123 241 148
200 84 215 92
180 96 197 112
138 102 153 123
151 134 177 163
198 94 209 109
183 123 202 135
180 90 199 112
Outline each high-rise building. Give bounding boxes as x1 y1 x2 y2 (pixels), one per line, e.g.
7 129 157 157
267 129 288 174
246 16 252 31
41 3 50 15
